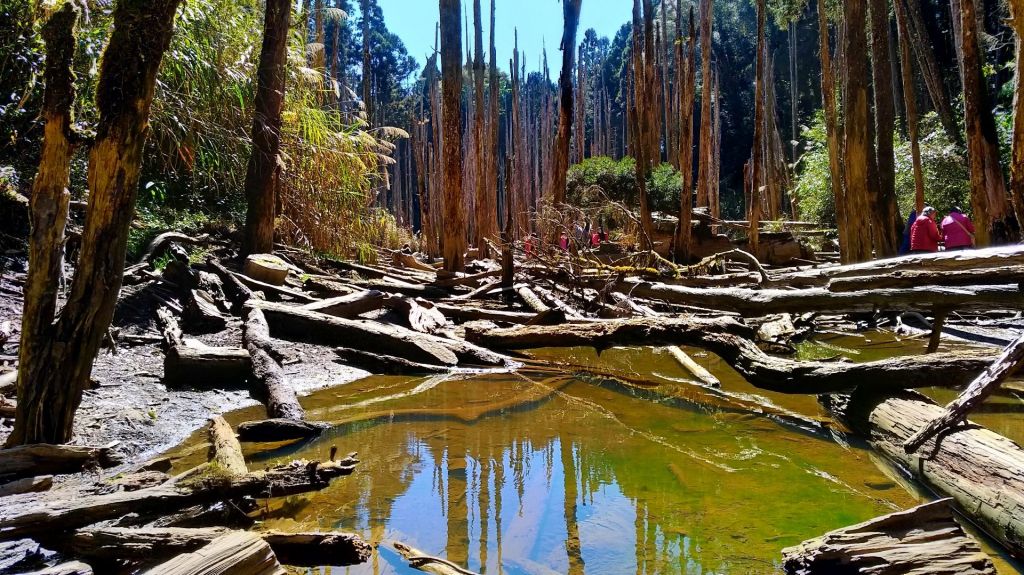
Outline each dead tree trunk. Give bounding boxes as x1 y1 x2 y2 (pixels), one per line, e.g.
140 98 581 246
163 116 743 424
869 0 903 258
242 0 292 256
895 0 926 214
748 0 765 254
904 0 961 144
546 0 583 210
9 0 182 446
696 0 714 211
1008 0 1024 226
817 0 851 263
14 3 78 445
243 308 304 421
440 0 466 272
472 0 489 257
674 5 697 263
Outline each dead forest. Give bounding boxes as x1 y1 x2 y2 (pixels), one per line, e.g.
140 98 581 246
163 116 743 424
3 0 1024 572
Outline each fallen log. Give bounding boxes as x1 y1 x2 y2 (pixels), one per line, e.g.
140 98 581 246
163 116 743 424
0 395 15 419
466 318 993 394
300 290 387 318
236 418 328 443
334 347 448 374
140 531 284 575
206 258 257 313
207 417 246 477
243 308 304 421
0 370 16 395
823 389 1024 557
825 265 1024 292
393 541 478 575
25 561 93 575
70 527 371 567
666 347 721 388
517 287 549 313
243 254 290 286
904 330 1024 453
392 251 440 274
0 444 119 482
385 298 447 334
608 279 1024 316
232 270 316 303
431 303 535 325
0 458 356 540
781 498 995 575
361 278 448 299
157 308 250 387
182 290 227 333
252 301 507 367
432 269 501 288
0 475 53 497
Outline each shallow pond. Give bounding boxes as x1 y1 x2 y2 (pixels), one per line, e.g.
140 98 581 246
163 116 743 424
167 336 1023 574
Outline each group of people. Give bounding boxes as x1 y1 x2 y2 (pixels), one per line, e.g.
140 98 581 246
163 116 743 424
906 206 975 254
524 223 606 257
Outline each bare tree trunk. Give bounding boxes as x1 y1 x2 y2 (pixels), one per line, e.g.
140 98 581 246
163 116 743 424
817 0 851 262
749 0 765 254
674 3 696 262
488 0 500 244
547 0 583 212
471 0 490 256
440 0 466 272
360 0 373 125
895 0 926 215
696 0 714 210
10 0 182 446
242 0 292 256
1009 0 1024 227
905 0 961 144
841 0 875 262
869 0 902 257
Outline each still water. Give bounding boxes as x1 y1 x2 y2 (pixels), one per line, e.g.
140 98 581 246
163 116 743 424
170 338 1022 574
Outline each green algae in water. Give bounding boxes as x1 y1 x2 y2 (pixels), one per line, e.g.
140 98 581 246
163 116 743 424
235 368 923 575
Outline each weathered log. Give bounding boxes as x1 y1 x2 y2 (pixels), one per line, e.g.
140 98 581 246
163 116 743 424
823 389 1024 557
609 279 1024 316
334 347 448 374
236 418 328 443
0 475 53 497
24 561 94 575
137 232 211 266
182 290 227 333
666 347 721 387
431 303 535 324
392 251 439 274
360 278 448 299
432 269 500 288
825 265 1024 292
158 308 250 387
300 290 386 318
141 531 284 575
232 270 315 303
252 301 507 367
0 458 356 540
243 254 289 286
0 444 119 481
207 416 246 477
243 308 303 421
517 287 550 313
466 318 993 394
532 285 585 319
781 498 995 575
0 396 16 419
393 541 478 575
905 330 1024 452
0 370 16 395
385 298 447 333
70 527 371 567
206 258 257 312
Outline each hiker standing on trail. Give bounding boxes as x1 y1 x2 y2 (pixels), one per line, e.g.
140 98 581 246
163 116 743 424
910 206 941 253
941 207 975 251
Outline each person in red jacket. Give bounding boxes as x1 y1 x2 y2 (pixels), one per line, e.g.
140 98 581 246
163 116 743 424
910 206 941 253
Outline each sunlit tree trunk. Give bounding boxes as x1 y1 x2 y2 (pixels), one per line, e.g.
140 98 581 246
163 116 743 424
696 0 714 210
674 3 696 262
817 0 852 262
895 0 926 215
242 0 291 256
547 0 583 213
749 0 765 254
440 0 466 271
10 0 181 445
360 0 373 124
1008 0 1024 225
841 0 875 262
488 0 500 243
904 0 960 145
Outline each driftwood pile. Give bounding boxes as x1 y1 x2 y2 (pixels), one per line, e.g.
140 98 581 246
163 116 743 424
3 233 1024 572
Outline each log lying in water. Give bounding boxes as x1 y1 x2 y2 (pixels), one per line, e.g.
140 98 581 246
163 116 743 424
334 347 449 375
0 443 119 481
0 458 356 540
607 279 1024 316
207 416 246 477
251 300 509 367
236 418 328 443
466 318 992 393
140 531 283 575
70 527 371 567
781 498 995 575
243 308 303 421
823 389 1024 557
393 541 479 575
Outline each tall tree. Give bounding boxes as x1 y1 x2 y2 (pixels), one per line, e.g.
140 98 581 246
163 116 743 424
869 0 902 257
440 0 466 271
360 0 373 123
841 0 875 262
895 0 926 214
749 0 765 253
472 0 490 255
696 0 714 210
10 0 182 445
817 0 851 262
674 3 697 262
488 0 500 241
958 0 1017 244
242 0 293 256
547 0 584 209
1009 0 1024 225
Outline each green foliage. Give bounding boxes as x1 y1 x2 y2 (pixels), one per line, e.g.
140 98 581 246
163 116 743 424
566 156 682 216
792 111 970 226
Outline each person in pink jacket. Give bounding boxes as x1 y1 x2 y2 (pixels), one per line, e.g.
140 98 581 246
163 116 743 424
940 207 975 251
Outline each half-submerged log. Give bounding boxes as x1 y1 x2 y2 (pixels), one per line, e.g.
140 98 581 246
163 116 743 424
781 498 995 575
393 541 479 575
0 458 356 540
667 346 721 387
823 389 1024 557
207 416 246 477
71 527 371 567
236 418 328 443
466 318 992 394
334 347 448 375
141 531 284 575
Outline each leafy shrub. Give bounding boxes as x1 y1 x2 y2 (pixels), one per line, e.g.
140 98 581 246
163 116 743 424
566 156 683 216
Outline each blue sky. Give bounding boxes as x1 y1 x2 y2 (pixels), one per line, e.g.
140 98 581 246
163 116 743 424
374 0 634 75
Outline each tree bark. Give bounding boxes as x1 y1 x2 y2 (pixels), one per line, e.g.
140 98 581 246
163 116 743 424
869 0 903 258
440 0 466 272
9 0 183 446
674 5 697 262
1008 0 1024 227
895 0 926 214
840 0 875 262
472 0 490 256
547 0 583 210
242 0 292 256
817 0 852 263
749 0 765 253
696 0 714 210
140 531 284 575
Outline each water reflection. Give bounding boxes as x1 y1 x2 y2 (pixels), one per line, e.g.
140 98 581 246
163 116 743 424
241 371 916 574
